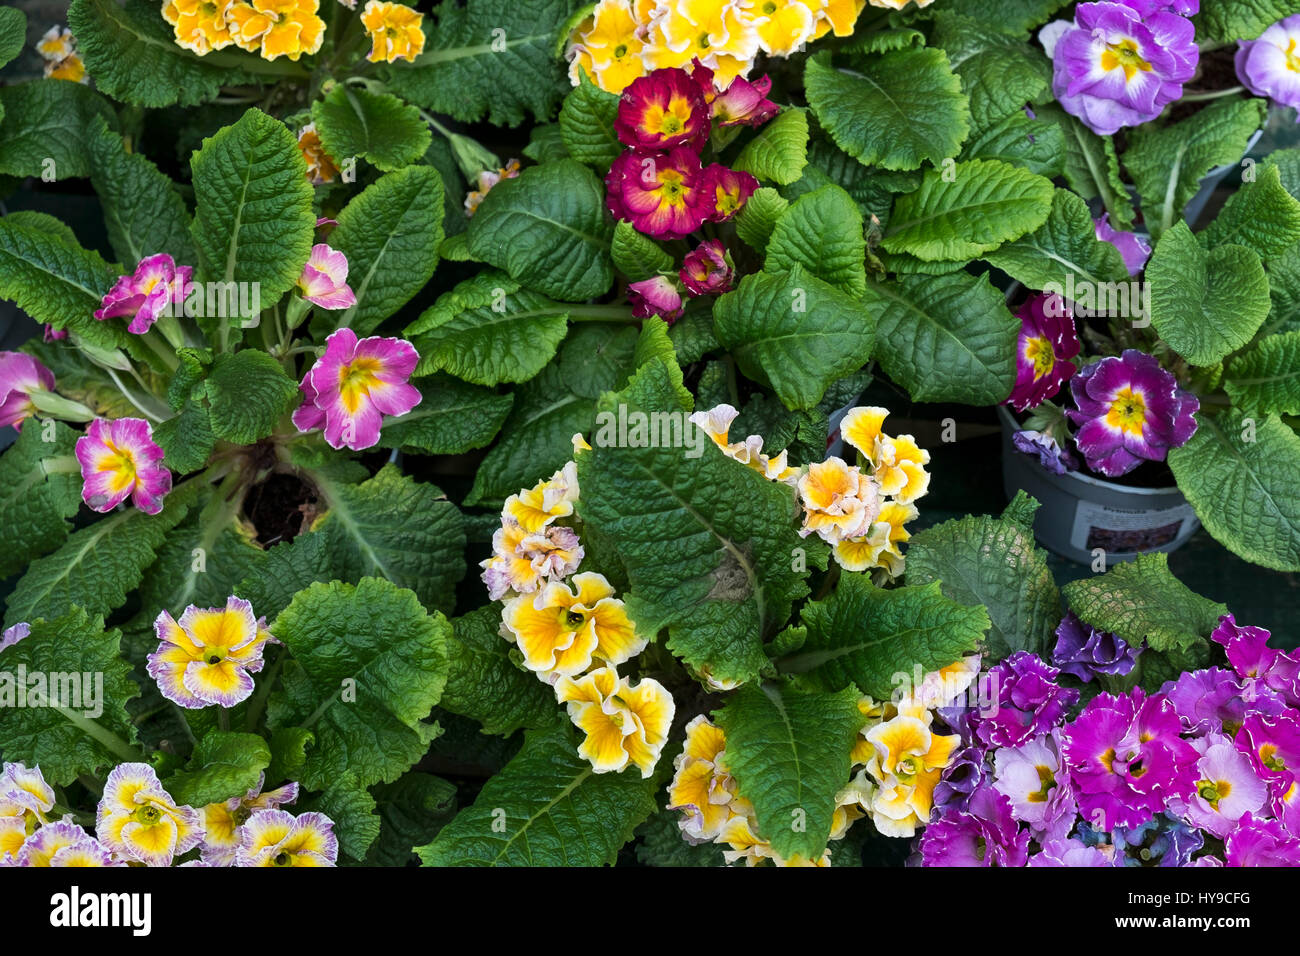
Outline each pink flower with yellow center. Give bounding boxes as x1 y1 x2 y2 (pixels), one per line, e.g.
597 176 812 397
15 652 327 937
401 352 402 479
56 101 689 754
480 520 584 600
226 0 325 60
235 809 338 866
707 71 779 126
360 0 424 64
292 327 422 451
146 596 279 709
680 239 735 296
667 715 749 841
163 0 238 54
628 275 685 321
840 405 931 504
502 572 645 680
607 147 711 239
0 351 55 430
797 456 881 544
75 417 172 515
1004 294 1081 413
615 67 710 152
93 253 190 334
554 666 676 776
96 763 204 867
201 773 300 866
700 163 758 222
296 243 356 310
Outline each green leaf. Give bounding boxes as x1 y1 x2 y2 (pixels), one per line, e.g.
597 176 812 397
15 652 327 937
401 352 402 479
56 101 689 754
268 577 450 790
733 107 810 185
416 724 657 866
906 510 1063 660
764 185 866 297
804 49 970 172
313 464 466 614
782 576 988 698
382 0 579 127
954 39 1051 130
1125 98 1265 239
329 165 445 336
883 159 1053 261
299 771 380 862
407 270 570 385
864 271 1017 405
984 188 1129 291
558 69 621 169
0 421 84 579
152 403 216 475
1167 411 1300 571
442 605 559 736
1148 221 1271 366
1224 330 1300 416
376 374 514 455
961 111 1066 178
467 159 614 301
635 807 727 867
735 186 789 253
523 122 569 163
0 80 116 179
164 731 271 807
204 349 299 444
610 219 675 281
5 481 200 628
1202 162 1300 260
0 7 26 70
69 0 262 108
715 683 865 861
1196 0 1300 45
87 117 196 266
1041 106 1135 231
235 532 338 622
918 0 1071 34
364 772 458 866
1061 551 1228 651
0 608 140 786
310 86 431 173
190 108 315 336
578 367 821 685
714 266 874 411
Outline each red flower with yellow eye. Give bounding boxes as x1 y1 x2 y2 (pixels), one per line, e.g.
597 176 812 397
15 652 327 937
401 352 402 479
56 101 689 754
607 148 711 239
615 67 711 152
700 163 758 222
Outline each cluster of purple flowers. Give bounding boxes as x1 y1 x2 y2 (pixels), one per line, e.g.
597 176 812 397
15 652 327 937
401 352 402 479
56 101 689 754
916 614 1300 866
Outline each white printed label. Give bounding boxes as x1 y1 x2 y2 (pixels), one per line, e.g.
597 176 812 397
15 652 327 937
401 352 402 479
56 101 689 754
1068 499 1199 555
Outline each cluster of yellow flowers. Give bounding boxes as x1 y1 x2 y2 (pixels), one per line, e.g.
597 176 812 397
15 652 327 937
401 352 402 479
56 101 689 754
160 0 422 63
566 0 932 93
837 656 979 837
484 443 675 778
692 403 929 580
36 25 86 83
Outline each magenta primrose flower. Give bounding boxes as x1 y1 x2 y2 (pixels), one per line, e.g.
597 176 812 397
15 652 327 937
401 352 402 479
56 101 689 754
1047 1 1198 136
1094 213 1152 275
1172 735 1269 839
75 417 172 515
606 147 712 240
1213 614 1300 707
699 163 758 223
1066 349 1199 477
615 67 710 153
1236 712 1300 800
972 651 1079 749
1235 14 1300 112
916 786 1031 867
627 275 684 323
1004 293 1080 413
680 239 734 296
1224 815 1300 866
0 351 55 430
297 243 356 310
292 327 421 451
94 253 190 334
689 60 779 127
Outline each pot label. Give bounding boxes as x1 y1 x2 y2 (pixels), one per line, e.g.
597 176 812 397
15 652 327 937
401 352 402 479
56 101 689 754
1068 500 1200 555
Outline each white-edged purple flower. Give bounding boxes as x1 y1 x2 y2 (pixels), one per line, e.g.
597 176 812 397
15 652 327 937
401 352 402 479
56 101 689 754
1013 429 1079 475
1094 214 1152 275
0 623 29 653
993 731 1078 840
1053 612 1142 681
1235 14 1300 112
1171 734 1268 839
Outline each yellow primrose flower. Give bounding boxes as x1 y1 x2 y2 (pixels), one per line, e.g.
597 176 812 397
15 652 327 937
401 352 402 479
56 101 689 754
575 0 650 93
572 432 592 454
96 763 204 866
45 52 87 82
502 462 579 533
480 519 584 601
717 812 831 866
227 0 325 60
234 809 338 866
868 0 932 10
644 0 759 87
861 714 960 837
555 666 676 776
36 25 76 61
297 123 339 185
688 404 797 482
502 572 645 679
841 406 931 504
360 0 425 64
832 500 918 576
796 456 881 544
666 715 748 841
163 0 237 54
748 0 817 55
811 0 866 38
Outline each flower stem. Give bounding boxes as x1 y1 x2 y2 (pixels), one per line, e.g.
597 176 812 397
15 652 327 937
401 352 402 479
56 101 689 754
52 705 139 763
1178 86 1245 103
565 304 638 322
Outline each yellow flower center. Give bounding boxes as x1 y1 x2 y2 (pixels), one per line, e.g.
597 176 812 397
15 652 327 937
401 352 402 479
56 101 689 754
697 33 711 50
1024 336 1055 381
134 805 163 825
1261 744 1286 771
613 43 628 58
1285 37 1300 72
1197 778 1231 809
1027 765 1056 803
1105 387 1147 436
1100 39 1152 81
337 358 383 414
657 169 686 204
762 1 777 12
562 608 587 630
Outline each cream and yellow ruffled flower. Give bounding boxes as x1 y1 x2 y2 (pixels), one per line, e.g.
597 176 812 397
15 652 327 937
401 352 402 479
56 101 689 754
0 762 55 860
95 763 204 866
502 571 645 679
717 812 833 866
555 666 675 776
480 519 584 600
567 0 651 93
832 500 918 576
226 0 325 60
297 122 339 185
163 0 237 54
855 713 960 837
666 715 750 840
751 0 818 55
360 0 424 63
36 25 87 82
841 406 931 505
796 456 880 544
234 808 338 866
644 0 760 87
502 462 579 533
688 403 798 482
812 0 868 37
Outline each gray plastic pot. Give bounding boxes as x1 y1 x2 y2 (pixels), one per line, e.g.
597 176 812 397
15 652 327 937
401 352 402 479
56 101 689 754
997 407 1199 565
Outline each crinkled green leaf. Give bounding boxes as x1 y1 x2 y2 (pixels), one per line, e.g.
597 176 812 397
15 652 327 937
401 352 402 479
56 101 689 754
735 186 788 253
1202 162 1300 260
236 531 337 624
204 349 299 444
715 683 865 861
1224 330 1300 416
1038 106 1134 230
311 86 431 173
764 185 866 297
1167 411 1300 572
0 7 25 70
416 723 657 866
610 219 675 282
635 807 726 867
733 107 809 185
961 111 1065 177
0 421 83 579
0 79 115 179
558 69 620 169
376 373 514 455
268 577 450 790
442 605 560 736
299 771 380 863
152 402 216 475
953 38 1051 130
985 188 1128 290
364 772 458 866
1061 551 1228 651
1197 0 1300 45
164 731 271 807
